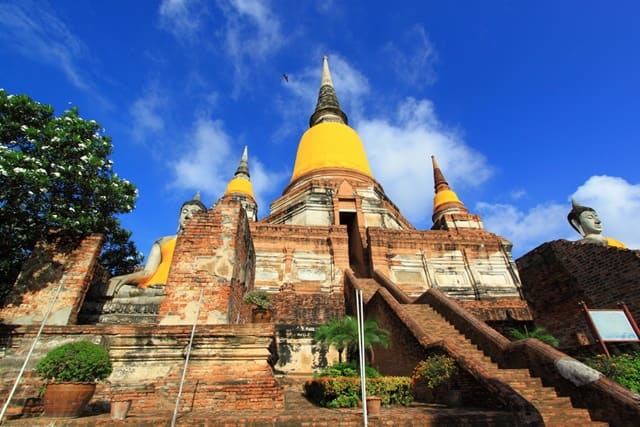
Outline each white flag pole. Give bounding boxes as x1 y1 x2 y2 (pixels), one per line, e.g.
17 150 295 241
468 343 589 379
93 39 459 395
356 289 367 427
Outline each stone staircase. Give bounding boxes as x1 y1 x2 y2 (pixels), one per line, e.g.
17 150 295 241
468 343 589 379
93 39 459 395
401 303 608 426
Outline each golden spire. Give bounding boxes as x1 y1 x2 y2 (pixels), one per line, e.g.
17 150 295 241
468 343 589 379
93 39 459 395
289 57 371 184
431 155 468 222
225 146 255 200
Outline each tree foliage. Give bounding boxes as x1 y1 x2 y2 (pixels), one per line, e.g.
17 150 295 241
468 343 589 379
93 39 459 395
315 315 390 364
0 90 142 300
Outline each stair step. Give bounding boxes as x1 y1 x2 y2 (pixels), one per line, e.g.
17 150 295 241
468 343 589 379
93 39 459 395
399 302 606 425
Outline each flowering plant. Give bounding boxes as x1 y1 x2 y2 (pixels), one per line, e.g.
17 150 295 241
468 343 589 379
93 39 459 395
412 354 458 389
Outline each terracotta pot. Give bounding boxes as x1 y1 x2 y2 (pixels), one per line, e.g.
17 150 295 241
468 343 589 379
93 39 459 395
110 399 132 420
42 382 96 417
365 396 382 417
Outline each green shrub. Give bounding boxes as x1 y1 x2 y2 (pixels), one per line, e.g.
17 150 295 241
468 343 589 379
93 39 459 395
315 361 381 378
509 326 559 348
412 354 458 389
36 341 112 383
582 353 640 393
304 376 413 408
243 290 270 309
367 376 413 406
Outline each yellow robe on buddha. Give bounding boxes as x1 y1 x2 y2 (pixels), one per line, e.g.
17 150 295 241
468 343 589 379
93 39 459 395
136 238 177 288
606 237 626 249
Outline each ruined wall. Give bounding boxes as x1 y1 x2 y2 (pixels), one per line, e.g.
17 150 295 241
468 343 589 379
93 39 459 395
0 324 283 415
517 240 640 352
0 234 104 326
158 201 253 325
367 228 522 303
248 224 347 375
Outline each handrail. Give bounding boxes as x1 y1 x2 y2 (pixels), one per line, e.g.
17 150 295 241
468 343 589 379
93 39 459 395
171 287 203 427
0 279 65 425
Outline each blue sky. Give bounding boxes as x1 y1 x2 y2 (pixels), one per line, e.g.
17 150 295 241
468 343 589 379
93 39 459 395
1 0 639 260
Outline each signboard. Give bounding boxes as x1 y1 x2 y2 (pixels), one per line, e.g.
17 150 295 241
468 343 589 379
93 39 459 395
587 310 639 342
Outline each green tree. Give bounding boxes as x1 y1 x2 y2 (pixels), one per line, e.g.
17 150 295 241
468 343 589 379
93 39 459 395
509 326 559 348
315 315 390 364
0 90 141 300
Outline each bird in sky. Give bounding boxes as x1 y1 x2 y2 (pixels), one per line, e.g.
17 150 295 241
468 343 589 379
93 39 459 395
282 73 289 82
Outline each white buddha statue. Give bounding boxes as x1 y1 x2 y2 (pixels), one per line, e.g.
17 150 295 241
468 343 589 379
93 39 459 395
106 194 206 297
567 199 625 248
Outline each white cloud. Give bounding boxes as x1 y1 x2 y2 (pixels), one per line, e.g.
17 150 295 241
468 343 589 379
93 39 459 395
476 175 640 258
384 25 438 87
129 88 167 142
476 202 569 257
357 97 492 224
0 1 90 90
170 118 286 215
171 118 232 196
158 0 203 40
250 157 288 217
219 0 284 95
326 55 370 119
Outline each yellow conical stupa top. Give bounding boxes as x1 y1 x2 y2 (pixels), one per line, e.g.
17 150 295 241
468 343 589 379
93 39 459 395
431 155 468 222
225 146 255 200
289 56 372 183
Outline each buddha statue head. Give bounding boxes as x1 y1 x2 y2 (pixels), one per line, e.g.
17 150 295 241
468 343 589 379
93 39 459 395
567 199 607 245
178 192 207 233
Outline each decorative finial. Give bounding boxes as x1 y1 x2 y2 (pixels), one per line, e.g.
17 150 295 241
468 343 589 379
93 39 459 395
431 155 468 223
431 155 450 193
194 191 201 201
309 55 348 127
234 146 250 179
321 55 333 86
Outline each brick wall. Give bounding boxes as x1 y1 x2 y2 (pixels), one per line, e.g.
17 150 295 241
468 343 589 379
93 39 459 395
516 240 640 352
0 233 104 325
159 201 252 325
0 324 283 416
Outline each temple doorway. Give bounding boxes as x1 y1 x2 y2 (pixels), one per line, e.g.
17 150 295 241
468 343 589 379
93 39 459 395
339 211 369 277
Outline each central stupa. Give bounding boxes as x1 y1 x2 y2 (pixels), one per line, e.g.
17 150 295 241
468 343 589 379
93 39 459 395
266 56 412 232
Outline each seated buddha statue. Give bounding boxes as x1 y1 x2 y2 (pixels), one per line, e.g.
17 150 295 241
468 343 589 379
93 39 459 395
106 194 207 297
567 199 625 248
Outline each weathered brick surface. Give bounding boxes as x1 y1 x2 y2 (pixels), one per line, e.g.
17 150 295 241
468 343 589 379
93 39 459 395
159 202 253 325
0 234 104 325
517 240 640 351
0 324 283 417
249 223 349 296
367 227 524 302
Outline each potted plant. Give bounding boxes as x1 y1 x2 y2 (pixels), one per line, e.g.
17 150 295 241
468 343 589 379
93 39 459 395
412 354 460 405
244 290 271 322
36 341 112 417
